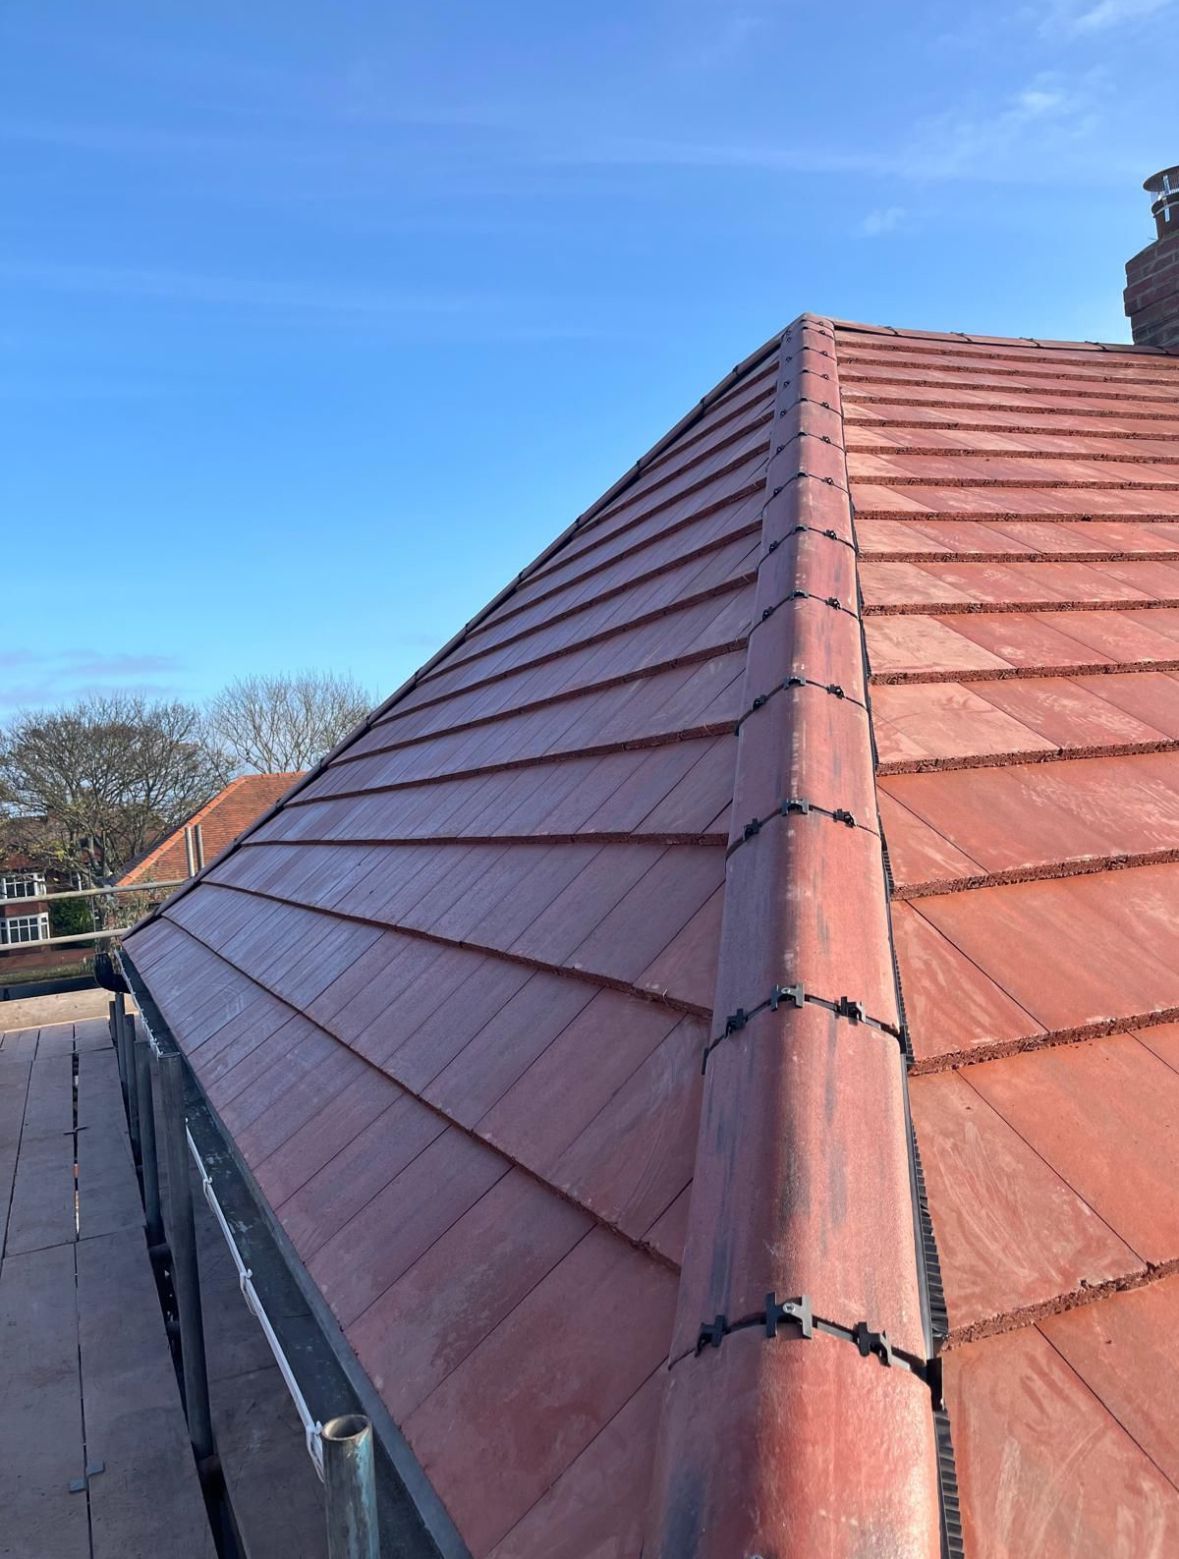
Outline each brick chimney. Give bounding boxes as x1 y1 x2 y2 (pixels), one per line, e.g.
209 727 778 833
1125 166 1179 350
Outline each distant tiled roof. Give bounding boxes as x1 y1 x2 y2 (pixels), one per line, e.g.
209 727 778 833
118 772 302 886
124 316 1179 1556
0 815 50 871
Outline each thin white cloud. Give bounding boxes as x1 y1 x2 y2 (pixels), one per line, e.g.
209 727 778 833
860 206 906 237
0 259 606 345
662 3 774 70
0 680 187 712
0 260 489 318
525 65 1132 188
897 70 1111 182
57 651 182 676
0 62 1132 207
534 135 896 176
0 118 305 161
1041 0 1172 32
0 650 186 712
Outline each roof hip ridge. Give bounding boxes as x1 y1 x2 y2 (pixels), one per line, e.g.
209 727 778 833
643 314 951 1556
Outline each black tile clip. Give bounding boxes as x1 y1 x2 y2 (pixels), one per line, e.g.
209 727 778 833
701 980 899 1072
696 1294 817 1354
789 523 854 553
765 1292 814 1339
853 1321 894 1367
735 798 855 846
691 1296 927 1376
738 673 855 716
782 398 835 414
700 1002 757 1072
729 795 864 856
759 590 848 625
779 431 833 447
696 1314 730 1353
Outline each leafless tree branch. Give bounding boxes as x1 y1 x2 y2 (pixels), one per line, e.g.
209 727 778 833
0 694 231 881
205 671 370 773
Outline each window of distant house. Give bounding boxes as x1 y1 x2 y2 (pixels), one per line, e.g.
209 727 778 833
0 913 49 945
0 872 47 900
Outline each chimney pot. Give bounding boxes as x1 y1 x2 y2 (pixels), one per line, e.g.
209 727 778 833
1125 164 1179 351
1147 165 1179 240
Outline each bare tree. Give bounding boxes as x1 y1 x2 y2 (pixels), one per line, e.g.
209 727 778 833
205 671 370 774
0 694 230 881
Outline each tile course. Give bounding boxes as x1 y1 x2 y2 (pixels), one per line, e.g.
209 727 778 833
850 319 1179 1555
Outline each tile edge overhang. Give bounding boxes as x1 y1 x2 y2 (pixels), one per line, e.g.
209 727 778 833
643 314 950 1557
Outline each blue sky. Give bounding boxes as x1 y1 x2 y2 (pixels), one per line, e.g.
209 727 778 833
2 0 1175 713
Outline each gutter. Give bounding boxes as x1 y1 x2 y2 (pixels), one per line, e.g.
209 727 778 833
185 1120 325 1479
112 974 314 1462
119 947 472 1559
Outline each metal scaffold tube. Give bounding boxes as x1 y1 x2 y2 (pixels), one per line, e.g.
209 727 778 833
134 1033 165 1247
112 992 130 1101
322 1415 380 1559
156 1046 215 1466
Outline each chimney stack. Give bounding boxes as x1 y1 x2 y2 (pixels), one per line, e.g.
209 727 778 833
1125 165 1179 351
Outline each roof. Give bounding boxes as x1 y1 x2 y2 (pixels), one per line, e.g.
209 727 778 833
123 315 1179 1557
118 772 303 886
845 319 1179 1556
0 816 51 873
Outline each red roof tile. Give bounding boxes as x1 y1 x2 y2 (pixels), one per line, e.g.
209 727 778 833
123 314 1179 1554
846 318 1179 1551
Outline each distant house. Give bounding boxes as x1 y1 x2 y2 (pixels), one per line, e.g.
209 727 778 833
0 852 52 952
118 772 303 888
0 820 85 975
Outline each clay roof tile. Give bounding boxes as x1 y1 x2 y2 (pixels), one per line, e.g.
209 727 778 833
122 314 1179 1555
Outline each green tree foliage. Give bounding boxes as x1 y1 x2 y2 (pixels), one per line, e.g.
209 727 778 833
49 894 94 938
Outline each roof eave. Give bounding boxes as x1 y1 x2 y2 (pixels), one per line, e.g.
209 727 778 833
118 943 472 1559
